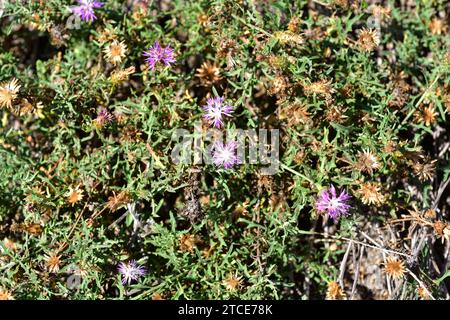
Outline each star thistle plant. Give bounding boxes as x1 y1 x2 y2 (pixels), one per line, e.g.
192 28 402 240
71 0 104 22
316 184 352 220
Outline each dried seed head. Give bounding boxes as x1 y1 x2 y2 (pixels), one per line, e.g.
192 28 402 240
110 66 135 84
417 287 430 300
424 208 436 220
433 220 446 237
383 257 405 279
303 79 333 97
274 30 304 45
280 101 311 126
195 61 222 86
413 104 437 126
44 252 62 273
179 234 197 253
66 186 84 206
429 18 447 35
287 16 301 33
356 28 380 52
0 288 13 300
222 272 243 291
371 5 391 20
383 141 397 154
355 149 381 175
97 28 117 44
197 13 211 28
103 40 127 65
333 0 348 8
0 78 21 110
2 238 17 252
152 293 165 300
107 190 131 212
21 222 43 236
216 37 237 59
268 75 289 96
326 281 346 300
411 157 436 182
357 182 385 206
325 105 347 123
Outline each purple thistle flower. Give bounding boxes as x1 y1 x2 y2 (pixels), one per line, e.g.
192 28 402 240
71 0 104 23
94 107 114 126
117 260 146 285
202 96 235 129
212 141 240 169
143 41 176 70
316 184 351 220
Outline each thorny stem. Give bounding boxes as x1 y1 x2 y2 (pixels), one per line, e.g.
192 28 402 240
303 229 413 258
231 14 273 37
280 163 315 185
407 268 436 300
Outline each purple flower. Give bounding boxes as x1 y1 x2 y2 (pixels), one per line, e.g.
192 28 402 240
212 141 240 169
94 107 114 127
202 96 235 128
71 0 104 23
316 184 351 220
117 260 146 285
143 41 176 70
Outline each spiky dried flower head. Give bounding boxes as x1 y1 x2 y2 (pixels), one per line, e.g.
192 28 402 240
316 184 352 220
371 5 391 20
66 186 84 206
179 233 198 253
280 101 311 127
303 79 333 97
222 272 243 291
44 252 62 273
325 105 347 123
355 149 381 175
287 16 301 33
417 286 430 300
411 157 436 182
333 0 348 8
197 13 211 28
274 30 304 46
0 78 21 110
383 256 405 279
356 28 380 52
0 287 13 300
110 66 135 84
429 18 447 35
103 40 127 65
268 75 289 96
433 220 446 238
413 104 437 126
97 27 117 44
195 61 222 86
107 190 131 212
326 281 346 300
443 93 450 113
152 293 165 300
424 208 436 220
357 182 385 206
2 237 17 252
